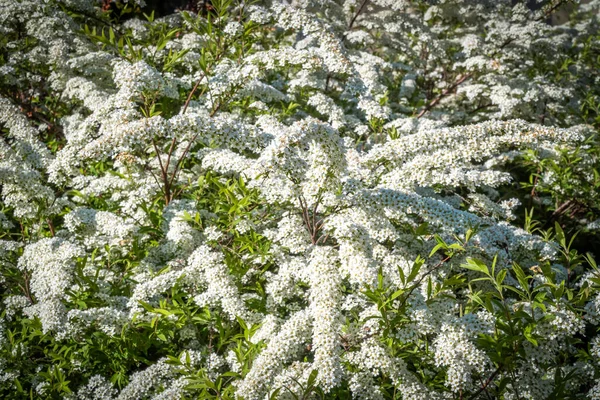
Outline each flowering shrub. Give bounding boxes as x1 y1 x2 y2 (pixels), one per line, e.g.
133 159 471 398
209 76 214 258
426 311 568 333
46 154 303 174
1 0 600 398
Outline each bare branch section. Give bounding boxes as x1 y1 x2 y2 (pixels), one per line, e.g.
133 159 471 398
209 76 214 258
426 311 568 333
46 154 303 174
153 44 228 205
468 366 502 400
416 73 473 119
181 75 204 115
348 0 369 30
298 195 327 245
535 0 570 21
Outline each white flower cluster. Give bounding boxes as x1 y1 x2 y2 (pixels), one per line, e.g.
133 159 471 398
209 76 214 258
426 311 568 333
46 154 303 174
64 207 137 249
236 310 313 399
18 238 84 335
65 375 117 400
116 359 174 400
0 98 61 218
1 0 599 398
433 321 490 392
307 247 343 390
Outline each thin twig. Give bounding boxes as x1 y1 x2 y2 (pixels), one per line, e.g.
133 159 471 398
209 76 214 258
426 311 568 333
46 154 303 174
164 135 178 191
169 130 202 188
181 45 226 115
348 0 369 30
416 73 473 118
397 255 451 310
298 197 309 230
467 103 494 115
166 97 223 192
181 76 204 115
298 196 322 244
549 200 575 222
209 101 222 118
47 219 55 237
535 0 569 21
311 193 322 238
152 138 171 204
316 232 330 245
18 271 33 304
167 90 219 199
469 366 502 400
477 376 495 400
157 44 229 204
147 164 167 199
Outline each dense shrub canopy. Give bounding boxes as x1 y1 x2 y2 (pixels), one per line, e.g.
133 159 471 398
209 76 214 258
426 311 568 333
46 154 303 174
1 0 600 398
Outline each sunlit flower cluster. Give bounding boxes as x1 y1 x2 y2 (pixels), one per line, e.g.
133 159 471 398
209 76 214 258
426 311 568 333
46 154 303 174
1 0 599 398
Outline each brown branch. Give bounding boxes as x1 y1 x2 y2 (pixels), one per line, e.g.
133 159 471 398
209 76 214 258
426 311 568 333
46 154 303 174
314 218 325 231
167 97 223 192
468 366 502 400
147 164 167 199
316 232 330 245
467 103 494 115
47 219 55 237
477 376 494 400
397 255 451 311
181 75 204 115
181 46 226 115
168 130 202 192
348 0 369 30
156 46 230 204
152 138 171 204
209 101 222 118
499 38 515 50
416 73 473 119
18 271 34 304
311 194 322 238
299 196 327 245
298 196 313 243
164 135 178 191
530 173 539 202
551 200 575 220
535 0 569 22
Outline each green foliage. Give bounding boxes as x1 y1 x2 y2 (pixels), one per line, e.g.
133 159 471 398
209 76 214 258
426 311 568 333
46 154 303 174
1 0 600 399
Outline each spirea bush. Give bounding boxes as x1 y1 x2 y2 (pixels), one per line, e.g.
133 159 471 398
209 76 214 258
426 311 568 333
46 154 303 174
1 0 600 398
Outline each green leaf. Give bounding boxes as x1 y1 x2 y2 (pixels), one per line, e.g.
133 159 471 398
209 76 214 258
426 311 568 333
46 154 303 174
186 383 208 390
461 258 490 276
524 324 538 346
269 388 281 400
14 378 23 393
464 228 475 243
554 221 566 248
138 301 155 313
398 266 406 285
407 255 424 283
496 269 507 286
390 289 404 301
307 369 318 387
429 235 447 257
236 316 248 332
